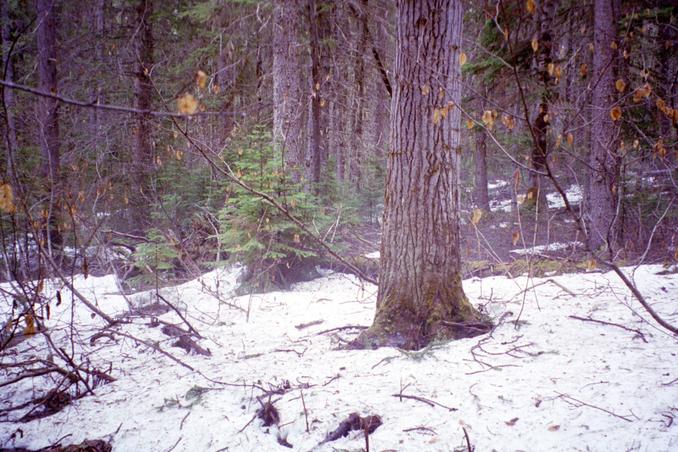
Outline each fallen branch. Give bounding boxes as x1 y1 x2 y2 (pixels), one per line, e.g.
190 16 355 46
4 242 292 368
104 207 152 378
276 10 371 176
315 325 368 335
156 293 203 339
462 426 473 452
390 393 457 412
568 315 647 343
556 392 634 422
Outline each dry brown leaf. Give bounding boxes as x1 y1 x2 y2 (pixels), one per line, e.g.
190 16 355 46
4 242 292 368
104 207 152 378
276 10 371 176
196 70 207 90
0 183 15 214
24 312 36 336
531 38 539 53
466 119 475 130
567 133 574 146
505 417 519 426
459 52 467 67
177 93 198 115
615 79 626 93
471 208 483 226
526 0 536 14
579 63 588 78
548 425 560 431
610 106 622 121
512 231 521 246
482 110 496 128
501 115 515 130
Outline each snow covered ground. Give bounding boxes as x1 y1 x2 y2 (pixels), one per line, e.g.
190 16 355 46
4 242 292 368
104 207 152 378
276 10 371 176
510 241 585 256
491 185 583 213
1 264 677 451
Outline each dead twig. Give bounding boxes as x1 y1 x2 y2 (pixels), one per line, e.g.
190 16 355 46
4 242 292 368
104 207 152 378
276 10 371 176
462 426 473 452
568 315 648 343
556 392 634 422
390 394 457 411
156 293 202 339
315 325 368 335
300 389 309 433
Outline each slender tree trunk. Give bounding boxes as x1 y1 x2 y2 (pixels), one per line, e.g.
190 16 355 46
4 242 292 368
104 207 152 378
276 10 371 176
131 0 154 232
352 0 491 351
474 128 490 211
216 7 237 144
273 0 306 185
329 3 349 186
529 0 555 211
36 0 62 250
307 0 322 188
587 0 620 253
349 1 369 192
1 0 19 184
89 0 105 146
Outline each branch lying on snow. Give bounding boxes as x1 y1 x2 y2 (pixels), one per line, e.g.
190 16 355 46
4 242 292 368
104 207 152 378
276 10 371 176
156 293 202 339
568 315 648 343
556 392 636 422
315 325 368 336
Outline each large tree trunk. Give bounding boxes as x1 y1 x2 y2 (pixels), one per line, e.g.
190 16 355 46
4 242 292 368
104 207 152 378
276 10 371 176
1 0 19 184
352 0 491 351
36 0 62 250
273 0 307 185
587 0 620 253
131 0 154 232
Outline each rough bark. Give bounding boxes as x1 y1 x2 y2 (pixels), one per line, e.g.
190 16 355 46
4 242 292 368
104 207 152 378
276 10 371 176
89 0 105 147
352 0 491 351
131 0 154 232
328 3 350 185
307 0 322 188
348 0 369 192
36 0 62 249
587 0 620 253
529 0 556 211
1 0 19 183
273 0 307 185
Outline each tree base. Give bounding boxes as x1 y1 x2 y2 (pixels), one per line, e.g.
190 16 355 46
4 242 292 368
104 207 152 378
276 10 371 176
348 311 492 351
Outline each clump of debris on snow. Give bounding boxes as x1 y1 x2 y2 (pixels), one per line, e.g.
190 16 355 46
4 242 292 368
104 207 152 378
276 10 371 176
1 264 677 451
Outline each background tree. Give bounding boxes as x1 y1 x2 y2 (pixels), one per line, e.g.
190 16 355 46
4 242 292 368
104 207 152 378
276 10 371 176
36 0 61 251
586 0 621 253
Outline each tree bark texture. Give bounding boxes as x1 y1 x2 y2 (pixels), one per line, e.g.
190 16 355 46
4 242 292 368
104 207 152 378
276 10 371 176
131 0 154 232
307 0 322 188
348 1 369 192
1 0 19 183
587 0 620 252
89 0 105 147
529 0 556 211
36 0 62 248
273 0 307 185
353 0 490 350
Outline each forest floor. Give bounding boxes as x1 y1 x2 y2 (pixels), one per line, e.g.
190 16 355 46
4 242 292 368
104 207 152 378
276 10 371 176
1 260 677 451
